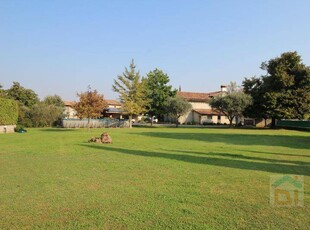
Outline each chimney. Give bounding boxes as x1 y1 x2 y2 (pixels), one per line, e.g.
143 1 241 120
179 85 182 92
221 85 227 92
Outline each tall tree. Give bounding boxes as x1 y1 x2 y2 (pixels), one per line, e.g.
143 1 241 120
74 87 107 129
243 77 270 126
243 51 310 126
145 68 176 125
6 82 39 107
167 96 192 127
43 95 65 107
210 92 252 127
227 81 242 93
43 95 65 127
112 60 150 128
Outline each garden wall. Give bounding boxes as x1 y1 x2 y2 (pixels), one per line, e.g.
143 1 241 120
0 125 16 134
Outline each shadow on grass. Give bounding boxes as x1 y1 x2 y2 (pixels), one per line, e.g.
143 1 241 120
79 144 310 176
39 128 77 132
166 149 310 166
237 149 310 158
134 132 310 150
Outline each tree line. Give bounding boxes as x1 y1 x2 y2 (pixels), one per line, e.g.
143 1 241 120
0 82 65 127
74 60 191 128
208 51 310 127
1 51 309 128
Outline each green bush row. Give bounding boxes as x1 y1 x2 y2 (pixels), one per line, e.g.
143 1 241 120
0 98 18 125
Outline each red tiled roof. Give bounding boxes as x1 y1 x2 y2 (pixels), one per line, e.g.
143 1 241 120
106 100 122 106
177 91 221 102
193 109 223 116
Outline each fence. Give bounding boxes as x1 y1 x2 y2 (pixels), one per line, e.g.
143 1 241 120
277 120 310 130
62 118 129 128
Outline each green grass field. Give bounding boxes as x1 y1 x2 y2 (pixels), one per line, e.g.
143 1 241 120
0 127 309 229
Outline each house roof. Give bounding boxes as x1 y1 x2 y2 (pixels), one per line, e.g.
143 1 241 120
105 107 123 114
106 99 122 106
193 109 223 116
64 101 76 107
177 91 221 102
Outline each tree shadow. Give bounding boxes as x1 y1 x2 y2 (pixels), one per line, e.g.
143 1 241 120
79 144 310 176
237 149 310 158
165 149 310 166
39 128 77 132
134 132 310 150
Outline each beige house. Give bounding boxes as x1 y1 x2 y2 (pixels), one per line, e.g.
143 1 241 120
177 86 233 125
64 100 123 119
64 101 78 119
103 100 123 119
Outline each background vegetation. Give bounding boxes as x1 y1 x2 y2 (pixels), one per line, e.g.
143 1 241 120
0 98 18 125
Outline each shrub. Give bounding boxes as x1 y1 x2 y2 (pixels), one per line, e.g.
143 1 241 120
203 121 215 125
14 124 27 132
0 98 18 125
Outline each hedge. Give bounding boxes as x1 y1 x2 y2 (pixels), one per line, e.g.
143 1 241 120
0 98 18 125
277 120 310 129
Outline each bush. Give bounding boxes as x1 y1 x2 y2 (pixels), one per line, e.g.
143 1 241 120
0 98 18 125
186 121 199 125
14 124 27 133
203 121 215 125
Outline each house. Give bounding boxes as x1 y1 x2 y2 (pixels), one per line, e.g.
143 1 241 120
177 85 233 125
64 101 78 119
103 100 123 119
64 99 123 119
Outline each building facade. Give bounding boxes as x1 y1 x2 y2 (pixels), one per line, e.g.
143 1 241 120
177 86 233 125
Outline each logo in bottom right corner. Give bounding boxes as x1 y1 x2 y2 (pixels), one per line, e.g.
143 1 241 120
270 175 304 207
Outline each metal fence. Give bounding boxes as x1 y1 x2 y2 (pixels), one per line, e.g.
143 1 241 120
62 118 129 128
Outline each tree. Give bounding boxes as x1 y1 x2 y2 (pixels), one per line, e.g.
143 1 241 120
0 84 7 98
30 102 47 127
6 82 39 107
4 82 39 127
167 96 192 127
74 87 107 129
243 77 270 126
145 69 177 125
227 81 242 93
43 95 65 107
43 95 65 127
210 92 252 127
112 60 150 128
243 51 310 127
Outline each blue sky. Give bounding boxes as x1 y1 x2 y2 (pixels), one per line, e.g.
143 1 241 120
1 0 310 100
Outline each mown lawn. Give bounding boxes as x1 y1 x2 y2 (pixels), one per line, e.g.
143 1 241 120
0 127 309 229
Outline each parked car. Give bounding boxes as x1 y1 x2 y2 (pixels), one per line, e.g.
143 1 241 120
144 116 158 123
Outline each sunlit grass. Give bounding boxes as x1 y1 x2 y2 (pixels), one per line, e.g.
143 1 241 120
0 127 309 229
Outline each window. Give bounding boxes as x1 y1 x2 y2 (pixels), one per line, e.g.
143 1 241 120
217 116 221 122
207 115 212 120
